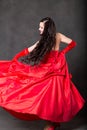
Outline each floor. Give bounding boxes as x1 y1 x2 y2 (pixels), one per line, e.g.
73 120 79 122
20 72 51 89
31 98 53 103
0 107 87 130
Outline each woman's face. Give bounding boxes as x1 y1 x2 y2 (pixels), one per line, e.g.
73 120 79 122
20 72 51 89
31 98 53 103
39 22 45 35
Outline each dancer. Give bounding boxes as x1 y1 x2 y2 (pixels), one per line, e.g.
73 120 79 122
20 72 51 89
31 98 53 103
0 17 85 130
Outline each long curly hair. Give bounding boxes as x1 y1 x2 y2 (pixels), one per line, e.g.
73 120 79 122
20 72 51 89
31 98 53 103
21 17 56 66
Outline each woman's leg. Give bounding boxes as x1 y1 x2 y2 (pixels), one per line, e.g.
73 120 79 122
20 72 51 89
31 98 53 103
43 120 60 130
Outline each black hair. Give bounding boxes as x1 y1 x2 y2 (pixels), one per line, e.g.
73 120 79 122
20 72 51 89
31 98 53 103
21 17 56 66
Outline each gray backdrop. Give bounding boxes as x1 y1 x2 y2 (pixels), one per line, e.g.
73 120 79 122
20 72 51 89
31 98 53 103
0 0 87 115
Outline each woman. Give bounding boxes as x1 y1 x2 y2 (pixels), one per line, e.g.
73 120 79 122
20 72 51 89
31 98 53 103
0 17 85 130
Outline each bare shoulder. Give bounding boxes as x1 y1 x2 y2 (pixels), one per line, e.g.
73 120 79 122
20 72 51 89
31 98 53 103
28 41 39 52
56 32 61 39
56 32 72 44
56 32 68 40
55 33 61 44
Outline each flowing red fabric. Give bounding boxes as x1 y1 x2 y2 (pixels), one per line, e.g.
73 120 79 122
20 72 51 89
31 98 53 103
0 41 85 122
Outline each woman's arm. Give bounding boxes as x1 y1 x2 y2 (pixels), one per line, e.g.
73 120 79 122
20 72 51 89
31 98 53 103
57 33 72 44
13 41 39 60
28 41 39 52
13 48 29 60
56 33 76 53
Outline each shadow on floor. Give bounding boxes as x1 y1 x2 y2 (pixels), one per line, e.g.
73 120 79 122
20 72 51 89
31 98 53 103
0 106 87 130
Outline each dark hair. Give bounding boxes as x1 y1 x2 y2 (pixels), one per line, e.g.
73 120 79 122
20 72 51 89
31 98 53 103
21 17 56 66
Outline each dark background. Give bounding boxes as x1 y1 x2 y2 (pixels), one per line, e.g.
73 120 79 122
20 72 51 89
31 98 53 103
0 0 87 129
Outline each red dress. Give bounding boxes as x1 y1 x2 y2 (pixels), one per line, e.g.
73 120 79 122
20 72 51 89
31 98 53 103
0 41 85 122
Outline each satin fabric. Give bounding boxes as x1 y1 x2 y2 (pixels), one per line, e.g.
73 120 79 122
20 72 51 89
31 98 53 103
0 50 85 122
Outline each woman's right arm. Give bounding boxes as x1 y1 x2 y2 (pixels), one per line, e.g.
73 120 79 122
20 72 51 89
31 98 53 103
57 33 72 44
57 33 76 53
